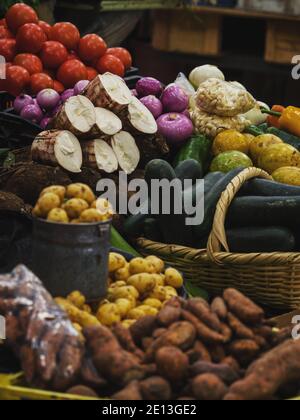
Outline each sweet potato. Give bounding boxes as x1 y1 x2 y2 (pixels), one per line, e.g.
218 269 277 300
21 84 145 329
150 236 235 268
152 328 167 339
227 313 255 340
192 374 227 401
157 305 181 327
208 345 226 364
187 340 212 364
112 324 144 359
186 298 222 332
140 376 172 400
223 289 264 325
80 358 108 390
155 346 189 382
190 361 240 385
221 357 241 374
130 316 157 344
182 310 225 345
225 339 300 401
67 385 99 398
228 339 260 366
211 297 228 320
112 381 142 401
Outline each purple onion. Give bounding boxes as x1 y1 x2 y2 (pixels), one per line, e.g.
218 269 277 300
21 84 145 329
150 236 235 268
14 94 34 114
37 89 61 111
161 84 189 113
136 77 163 98
61 89 75 103
74 80 90 96
40 117 52 130
140 95 163 119
20 104 43 124
157 113 194 144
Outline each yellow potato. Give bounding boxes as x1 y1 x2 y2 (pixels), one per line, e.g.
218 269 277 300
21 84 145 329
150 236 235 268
137 305 158 317
47 208 69 223
67 291 86 309
213 130 249 156
80 209 105 223
128 308 147 320
55 298 100 328
109 285 139 301
97 303 121 326
249 134 283 164
109 253 127 273
40 185 66 202
114 264 130 281
243 133 255 147
37 193 61 217
70 218 81 224
148 286 167 302
145 256 165 274
122 319 136 329
66 183 96 204
82 304 92 314
155 274 165 287
165 268 184 289
94 198 115 218
143 298 163 310
258 143 300 174
127 274 156 295
32 205 42 218
164 286 178 300
129 258 153 275
272 166 300 186
63 198 89 219
110 281 127 289
115 298 134 318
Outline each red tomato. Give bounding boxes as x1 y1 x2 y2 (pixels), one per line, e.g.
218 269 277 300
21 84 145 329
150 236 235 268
43 68 55 78
40 41 68 69
96 54 125 77
78 34 107 63
30 73 54 95
51 22 80 51
14 53 43 75
86 66 98 81
57 59 87 88
6 65 30 96
53 80 65 94
6 3 38 34
0 26 13 39
0 63 11 91
16 23 47 54
38 20 52 39
0 19 8 28
106 47 132 70
0 39 17 62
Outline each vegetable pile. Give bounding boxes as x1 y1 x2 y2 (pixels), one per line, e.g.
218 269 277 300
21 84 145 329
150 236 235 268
0 3 132 98
2 264 300 400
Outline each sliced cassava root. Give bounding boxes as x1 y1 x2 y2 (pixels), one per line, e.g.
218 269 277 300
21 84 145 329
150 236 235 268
84 73 132 112
119 96 158 135
32 130 82 173
87 108 122 138
52 95 96 136
82 139 118 174
112 131 140 175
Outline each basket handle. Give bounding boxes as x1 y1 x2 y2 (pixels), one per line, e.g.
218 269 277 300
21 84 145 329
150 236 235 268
207 167 272 264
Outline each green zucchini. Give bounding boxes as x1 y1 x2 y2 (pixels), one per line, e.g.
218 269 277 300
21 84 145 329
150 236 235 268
227 196 300 228
258 123 269 133
240 178 300 197
174 134 212 172
193 167 245 241
225 226 295 253
267 127 300 151
175 159 203 184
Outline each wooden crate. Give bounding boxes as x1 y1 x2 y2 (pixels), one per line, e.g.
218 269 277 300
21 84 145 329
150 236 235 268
265 19 300 64
152 10 221 56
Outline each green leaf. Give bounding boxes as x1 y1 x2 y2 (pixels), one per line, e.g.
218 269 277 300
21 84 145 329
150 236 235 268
185 282 210 301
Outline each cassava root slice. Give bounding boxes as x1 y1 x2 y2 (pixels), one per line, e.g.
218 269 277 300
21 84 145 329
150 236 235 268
119 96 158 135
112 131 140 175
82 139 118 174
87 108 122 138
52 96 96 137
84 73 132 112
31 130 82 173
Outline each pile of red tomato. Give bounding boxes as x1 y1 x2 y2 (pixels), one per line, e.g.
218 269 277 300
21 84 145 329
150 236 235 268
0 3 132 96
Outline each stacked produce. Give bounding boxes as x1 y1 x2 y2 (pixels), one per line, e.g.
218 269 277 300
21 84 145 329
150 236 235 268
0 3 133 98
55 253 184 331
1 264 300 400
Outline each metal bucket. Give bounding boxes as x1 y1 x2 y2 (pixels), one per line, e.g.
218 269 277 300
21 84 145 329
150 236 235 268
32 218 111 301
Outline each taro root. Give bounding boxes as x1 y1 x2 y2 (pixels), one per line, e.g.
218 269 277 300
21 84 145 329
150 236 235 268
192 374 227 401
82 139 118 174
52 95 96 137
223 289 264 325
86 107 122 138
111 131 140 174
140 376 172 401
136 134 170 168
225 339 300 401
31 130 82 173
84 73 132 112
119 96 158 135
112 381 142 401
155 346 189 382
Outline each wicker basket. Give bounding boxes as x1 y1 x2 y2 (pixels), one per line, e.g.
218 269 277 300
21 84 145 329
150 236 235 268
137 167 300 310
